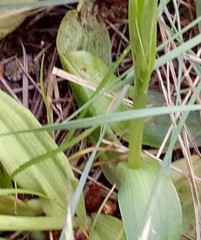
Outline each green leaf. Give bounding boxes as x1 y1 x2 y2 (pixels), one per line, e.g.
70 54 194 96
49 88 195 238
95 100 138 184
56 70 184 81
127 0 158 168
171 155 201 239
0 215 65 231
0 0 38 40
196 0 201 33
56 49 201 149
0 91 73 216
0 163 12 188
0 90 86 228
117 158 182 240
57 8 111 67
91 214 126 240
0 196 42 216
129 0 157 77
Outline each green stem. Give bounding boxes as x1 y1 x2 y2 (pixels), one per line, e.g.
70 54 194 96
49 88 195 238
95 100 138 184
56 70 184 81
128 75 149 169
127 0 157 169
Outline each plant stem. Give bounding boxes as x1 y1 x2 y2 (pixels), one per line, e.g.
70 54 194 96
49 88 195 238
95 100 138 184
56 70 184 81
127 0 157 169
128 79 148 169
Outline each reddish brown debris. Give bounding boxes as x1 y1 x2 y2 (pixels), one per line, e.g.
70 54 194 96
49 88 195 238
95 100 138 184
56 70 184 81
85 183 103 213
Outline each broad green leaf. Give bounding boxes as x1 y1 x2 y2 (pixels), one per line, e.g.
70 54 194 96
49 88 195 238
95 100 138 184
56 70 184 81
57 49 201 148
144 92 201 148
117 158 182 240
58 51 128 140
56 3 175 154
0 91 72 216
0 196 42 216
91 214 126 240
57 8 111 67
0 90 86 227
171 155 201 239
56 4 122 187
0 0 38 40
196 0 201 33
